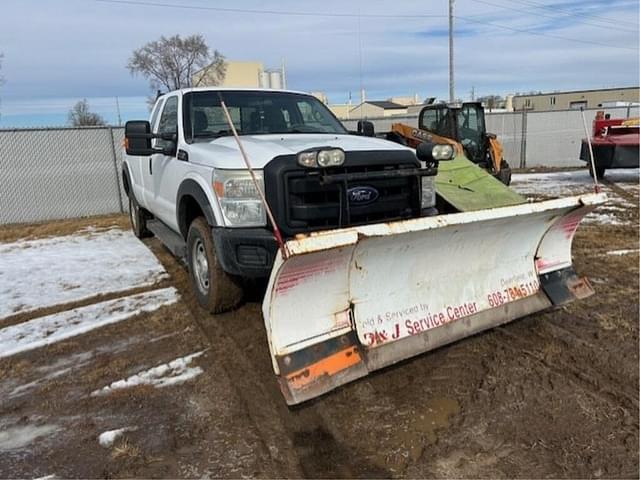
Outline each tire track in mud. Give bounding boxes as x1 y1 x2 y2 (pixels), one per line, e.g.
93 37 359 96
147 239 391 478
601 178 638 203
492 320 638 415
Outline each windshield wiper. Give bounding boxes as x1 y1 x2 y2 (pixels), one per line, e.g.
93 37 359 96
193 130 235 139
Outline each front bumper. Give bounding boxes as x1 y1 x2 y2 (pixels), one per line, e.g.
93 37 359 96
212 227 278 278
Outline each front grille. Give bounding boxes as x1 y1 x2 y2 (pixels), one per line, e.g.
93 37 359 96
264 150 425 237
285 164 418 231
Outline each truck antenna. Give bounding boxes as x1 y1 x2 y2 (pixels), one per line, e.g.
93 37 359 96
579 107 601 194
218 94 289 259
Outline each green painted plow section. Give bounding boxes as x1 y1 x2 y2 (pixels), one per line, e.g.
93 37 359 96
436 155 526 212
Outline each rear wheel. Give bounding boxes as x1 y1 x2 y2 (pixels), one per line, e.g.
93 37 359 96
494 160 512 186
129 195 151 238
186 217 244 313
588 162 606 180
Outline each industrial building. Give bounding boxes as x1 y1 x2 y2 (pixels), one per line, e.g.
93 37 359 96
348 101 409 118
193 60 286 89
512 86 639 111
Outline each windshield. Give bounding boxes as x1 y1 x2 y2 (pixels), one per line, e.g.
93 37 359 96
183 90 347 142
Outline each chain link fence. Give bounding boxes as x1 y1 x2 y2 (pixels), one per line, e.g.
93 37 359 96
0 126 127 225
1 106 638 225
344 105 639 169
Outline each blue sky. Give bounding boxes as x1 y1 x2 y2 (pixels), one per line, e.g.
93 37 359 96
0 0 638 127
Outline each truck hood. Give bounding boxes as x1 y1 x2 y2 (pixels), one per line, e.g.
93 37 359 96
187 133 412 169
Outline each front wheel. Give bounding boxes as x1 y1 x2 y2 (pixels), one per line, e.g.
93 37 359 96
129 195 151 238
186 217 244 313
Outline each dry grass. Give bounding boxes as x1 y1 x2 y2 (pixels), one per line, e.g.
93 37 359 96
111 437 141 460
0 214 129 244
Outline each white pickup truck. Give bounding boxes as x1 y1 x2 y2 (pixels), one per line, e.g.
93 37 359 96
122 88 447 313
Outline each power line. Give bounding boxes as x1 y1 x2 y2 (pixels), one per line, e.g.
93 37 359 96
94 0 447 18
457 15 639 51
469 0 639 34
93 0 638 52
509 0 639 28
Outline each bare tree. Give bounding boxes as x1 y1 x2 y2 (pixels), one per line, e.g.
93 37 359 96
477 95 504 111
68 99 106 127
127 34 225 93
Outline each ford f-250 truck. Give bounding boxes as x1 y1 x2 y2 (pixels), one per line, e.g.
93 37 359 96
122 88 451 313
123 88 605 405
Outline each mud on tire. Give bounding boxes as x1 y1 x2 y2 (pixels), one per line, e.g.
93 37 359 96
129 195 151 239
187 217 244 313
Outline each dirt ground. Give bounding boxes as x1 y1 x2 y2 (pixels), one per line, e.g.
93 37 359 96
0 170 638 478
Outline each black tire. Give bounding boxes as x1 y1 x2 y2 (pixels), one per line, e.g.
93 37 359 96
186 217 244 313
588 162 606 180
128 195 151 238
494 160 512 186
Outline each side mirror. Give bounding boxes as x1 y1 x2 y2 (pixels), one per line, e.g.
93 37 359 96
125 121 154 156
158 131 178 156
416 141 456 162
357 120 375 137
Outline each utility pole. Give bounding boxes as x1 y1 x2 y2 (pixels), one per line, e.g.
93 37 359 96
115 96 122 126
448 0 455 103
470 86 475 101
281 58 287 89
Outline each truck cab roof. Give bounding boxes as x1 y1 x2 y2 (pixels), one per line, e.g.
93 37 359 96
157 87 313 99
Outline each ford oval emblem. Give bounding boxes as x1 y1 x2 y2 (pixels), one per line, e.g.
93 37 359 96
347 186 379 205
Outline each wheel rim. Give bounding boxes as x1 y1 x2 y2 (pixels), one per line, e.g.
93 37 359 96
192 238 210 295
130 199 138 231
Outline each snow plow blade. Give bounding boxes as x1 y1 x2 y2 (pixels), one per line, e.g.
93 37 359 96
262 193 606 405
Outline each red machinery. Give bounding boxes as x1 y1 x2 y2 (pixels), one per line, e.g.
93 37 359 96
580 111 640 179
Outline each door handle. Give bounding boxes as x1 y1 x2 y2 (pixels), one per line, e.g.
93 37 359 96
149 157 152 175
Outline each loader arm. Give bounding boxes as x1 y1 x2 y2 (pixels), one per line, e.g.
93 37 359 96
389 123 463 153
487 135 503 173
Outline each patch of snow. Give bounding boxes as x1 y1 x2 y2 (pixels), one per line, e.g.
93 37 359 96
0 288 179 359
91 350 206 396
511 170 595 197
511 169 639 200
604 168 640 183
9 366 73 397
584 211 627 226
0 424 58 451
607 249 640 256
98 427 136 447
0 228 168 319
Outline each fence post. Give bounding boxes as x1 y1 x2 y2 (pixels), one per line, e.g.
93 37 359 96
108 126 124 213
519 109 527 169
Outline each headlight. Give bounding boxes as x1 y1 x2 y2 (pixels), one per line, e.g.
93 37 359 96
213 169 267 227
421 176 436 209
432 144 455 160
416 142 455 162
297 148 345 168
